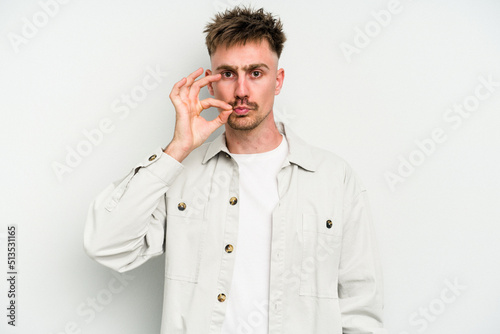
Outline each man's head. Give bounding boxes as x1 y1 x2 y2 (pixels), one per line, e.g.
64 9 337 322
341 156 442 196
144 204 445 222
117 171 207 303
204 7 286 132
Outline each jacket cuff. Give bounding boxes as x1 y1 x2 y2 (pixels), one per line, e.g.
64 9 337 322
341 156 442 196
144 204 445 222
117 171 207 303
139 147 184 186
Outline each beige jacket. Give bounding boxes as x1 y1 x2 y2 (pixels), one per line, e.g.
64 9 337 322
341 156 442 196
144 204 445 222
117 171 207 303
84 122 387 334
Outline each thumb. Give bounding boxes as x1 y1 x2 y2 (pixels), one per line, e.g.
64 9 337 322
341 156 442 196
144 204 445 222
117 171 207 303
218 109 232 124
205 109 232 134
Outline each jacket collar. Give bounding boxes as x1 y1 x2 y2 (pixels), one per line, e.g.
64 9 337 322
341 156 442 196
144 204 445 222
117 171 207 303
202 122 316 172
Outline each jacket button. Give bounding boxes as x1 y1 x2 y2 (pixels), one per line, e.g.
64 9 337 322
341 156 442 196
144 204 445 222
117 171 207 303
218 293 226 302
148 154 157 161
225 244 234 253
229 197 238 205
178 202 186 211
326 219 332 229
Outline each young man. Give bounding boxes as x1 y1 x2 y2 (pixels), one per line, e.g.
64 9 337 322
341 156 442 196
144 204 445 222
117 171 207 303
84 7 387 334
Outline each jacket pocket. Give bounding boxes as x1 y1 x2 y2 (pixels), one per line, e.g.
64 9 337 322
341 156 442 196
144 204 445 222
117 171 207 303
299 213 342 298
165 196 206 283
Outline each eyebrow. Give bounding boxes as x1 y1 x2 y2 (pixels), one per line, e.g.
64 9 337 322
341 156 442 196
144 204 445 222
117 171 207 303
215 63 270 72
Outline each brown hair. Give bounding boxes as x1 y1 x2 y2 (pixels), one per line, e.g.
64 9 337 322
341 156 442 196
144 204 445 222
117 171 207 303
204 6 286 58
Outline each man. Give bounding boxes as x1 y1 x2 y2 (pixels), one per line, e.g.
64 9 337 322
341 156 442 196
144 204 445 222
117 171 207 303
84 6 387 334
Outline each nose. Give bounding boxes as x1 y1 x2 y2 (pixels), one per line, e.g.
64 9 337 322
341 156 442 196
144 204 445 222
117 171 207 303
234 76 249 101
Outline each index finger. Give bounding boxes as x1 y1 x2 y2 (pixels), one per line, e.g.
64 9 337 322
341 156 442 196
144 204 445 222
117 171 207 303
184 67 205 88
188 73 222 100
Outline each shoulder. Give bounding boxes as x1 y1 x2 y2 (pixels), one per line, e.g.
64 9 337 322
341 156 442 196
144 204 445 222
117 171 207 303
285 128 366 199
314 145 364 191
284 125 350 174
310 144 350 171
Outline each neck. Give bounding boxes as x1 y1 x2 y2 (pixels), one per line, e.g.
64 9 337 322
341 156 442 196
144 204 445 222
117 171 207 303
225 117 282 154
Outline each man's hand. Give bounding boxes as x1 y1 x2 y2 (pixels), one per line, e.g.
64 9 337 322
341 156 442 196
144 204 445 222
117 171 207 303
164 68 233 162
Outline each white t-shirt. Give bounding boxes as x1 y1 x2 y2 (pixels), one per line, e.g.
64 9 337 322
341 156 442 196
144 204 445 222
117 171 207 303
221 135 289 334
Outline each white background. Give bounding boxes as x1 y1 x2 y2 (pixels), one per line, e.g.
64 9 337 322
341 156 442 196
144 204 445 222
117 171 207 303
1 0 499 333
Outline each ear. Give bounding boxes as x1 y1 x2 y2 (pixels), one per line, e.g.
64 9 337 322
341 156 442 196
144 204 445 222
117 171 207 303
275 68 285 95
205 69 215 96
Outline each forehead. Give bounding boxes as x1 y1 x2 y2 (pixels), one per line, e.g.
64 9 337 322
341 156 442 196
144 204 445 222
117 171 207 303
210 40 278 70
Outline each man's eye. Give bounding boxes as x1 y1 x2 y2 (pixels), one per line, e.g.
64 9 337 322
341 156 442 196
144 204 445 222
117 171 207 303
222 72 233 78
252 71 261 77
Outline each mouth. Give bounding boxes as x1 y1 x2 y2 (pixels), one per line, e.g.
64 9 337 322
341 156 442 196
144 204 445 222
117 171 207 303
233 106 251 115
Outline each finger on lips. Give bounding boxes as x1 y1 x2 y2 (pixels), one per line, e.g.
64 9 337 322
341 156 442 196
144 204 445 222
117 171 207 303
200 98 233 111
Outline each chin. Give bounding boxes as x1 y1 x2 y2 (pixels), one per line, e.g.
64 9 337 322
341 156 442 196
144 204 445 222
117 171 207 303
227 115 260 131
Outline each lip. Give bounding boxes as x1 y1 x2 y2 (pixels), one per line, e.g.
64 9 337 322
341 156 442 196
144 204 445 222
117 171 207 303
233 106 250 115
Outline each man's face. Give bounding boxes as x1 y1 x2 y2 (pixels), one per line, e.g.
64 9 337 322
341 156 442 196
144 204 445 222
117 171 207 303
207 39 284 131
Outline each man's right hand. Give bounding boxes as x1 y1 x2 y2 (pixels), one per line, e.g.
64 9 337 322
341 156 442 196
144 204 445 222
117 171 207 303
163 67 233 162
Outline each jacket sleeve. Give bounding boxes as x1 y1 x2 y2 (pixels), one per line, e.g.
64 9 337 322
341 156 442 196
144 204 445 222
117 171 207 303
339 167 388 334
83 147 184 273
